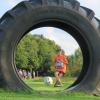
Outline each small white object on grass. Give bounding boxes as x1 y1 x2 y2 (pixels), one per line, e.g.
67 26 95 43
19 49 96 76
43 76 53 85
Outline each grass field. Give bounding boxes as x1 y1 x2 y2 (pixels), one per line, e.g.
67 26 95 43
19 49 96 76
0 77 100 100
24 77 75 92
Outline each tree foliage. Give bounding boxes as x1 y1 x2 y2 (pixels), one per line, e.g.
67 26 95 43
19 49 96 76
16 34 83 77
68 48 83 77
15 34 60 75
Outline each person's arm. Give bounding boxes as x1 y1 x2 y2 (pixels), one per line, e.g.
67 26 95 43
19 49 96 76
53 55 56 67
63 56 68 65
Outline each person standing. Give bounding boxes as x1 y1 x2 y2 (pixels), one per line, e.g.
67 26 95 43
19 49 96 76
18 69 23 79
54 49 68 87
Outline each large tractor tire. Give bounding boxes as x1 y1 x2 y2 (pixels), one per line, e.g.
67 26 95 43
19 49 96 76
0 0 100 95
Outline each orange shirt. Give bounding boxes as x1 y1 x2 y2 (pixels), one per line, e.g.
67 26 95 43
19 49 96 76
54 55 68 73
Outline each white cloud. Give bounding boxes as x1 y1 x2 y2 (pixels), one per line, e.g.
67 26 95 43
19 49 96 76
43 27 56 40
51 33 79 55
79 0 100 18
6 0 22 7
31 27 79 55
84 0 100 6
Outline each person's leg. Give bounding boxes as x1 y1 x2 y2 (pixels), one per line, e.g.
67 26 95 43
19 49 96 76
54 71 62 87
58 72 64 85
59 72 64 78
54 71 60 86
55 71 60 82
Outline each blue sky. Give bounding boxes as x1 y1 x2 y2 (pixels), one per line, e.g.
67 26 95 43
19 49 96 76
0 0 100 55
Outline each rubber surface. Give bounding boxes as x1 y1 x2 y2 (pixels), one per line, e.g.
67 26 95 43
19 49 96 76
0 0 100 95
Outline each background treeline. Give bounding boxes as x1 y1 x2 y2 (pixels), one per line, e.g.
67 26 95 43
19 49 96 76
68 48 83 77
15 34 83 77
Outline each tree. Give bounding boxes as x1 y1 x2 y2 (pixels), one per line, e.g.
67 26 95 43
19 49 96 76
15 34 60 76
68 48 83 77
15 39 28 69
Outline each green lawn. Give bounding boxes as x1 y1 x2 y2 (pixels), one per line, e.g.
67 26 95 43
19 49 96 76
24 77 75 92
0 77 100 100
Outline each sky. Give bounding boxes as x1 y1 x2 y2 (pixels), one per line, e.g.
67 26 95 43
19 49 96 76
0 0 100 55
